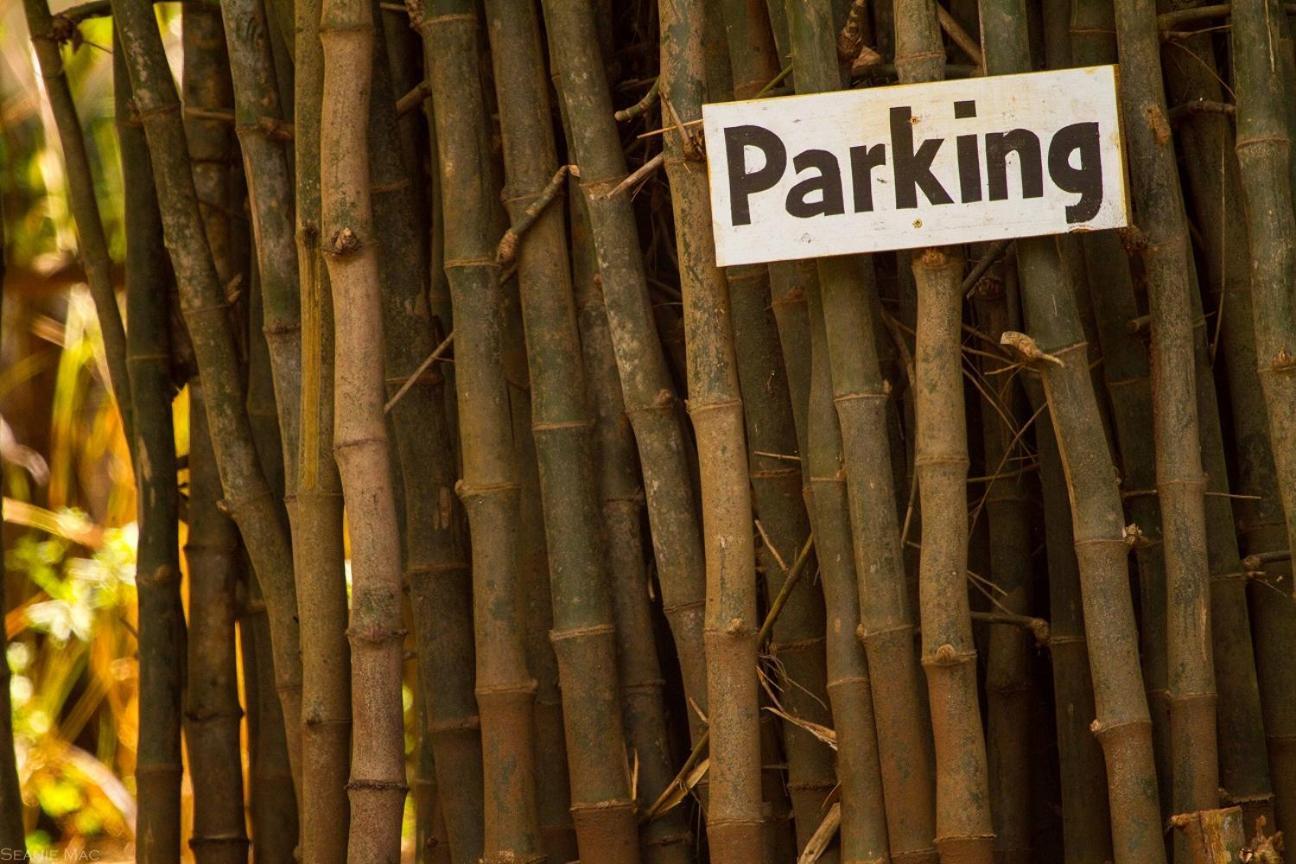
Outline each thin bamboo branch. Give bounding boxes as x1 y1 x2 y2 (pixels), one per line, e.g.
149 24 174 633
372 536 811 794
23 0 133 445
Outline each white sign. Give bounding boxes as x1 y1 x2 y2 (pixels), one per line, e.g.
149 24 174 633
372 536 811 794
702 65 1129 267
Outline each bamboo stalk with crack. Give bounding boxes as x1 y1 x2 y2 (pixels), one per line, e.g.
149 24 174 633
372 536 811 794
293 0 351 854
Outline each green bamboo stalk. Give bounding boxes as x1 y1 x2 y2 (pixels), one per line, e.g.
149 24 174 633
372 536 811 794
0 174 23 859
368 14 485 864
1159 17 1274 827
539 0 710 743
187 384 251 864
716 0 838 851
111 0 304 794
785 3 938 860
116 44 185 864
1112 0 1219 834
804 276 894 864
219 0 302 503
659 0 762 858
318 0 409 856
292 0 352 854
893 3 993 860
22 0 132 444
1233 0 1296 559
571 189 695 864
420 0 545 858
484 0 641 859
1029 393 1113 864
1231 0 1296 836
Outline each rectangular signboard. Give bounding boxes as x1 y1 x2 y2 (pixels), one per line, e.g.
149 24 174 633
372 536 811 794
702 65 1129 267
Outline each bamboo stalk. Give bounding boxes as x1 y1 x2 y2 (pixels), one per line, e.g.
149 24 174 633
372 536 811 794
111 0 304 794
318 0 408 857
368 13 485 864
785 2 938 860
1231 0 1296 836
1159 14 1274 828
571 189 695 864
716 0 838 852
22 0 132 445
893 2 994 860
219 0 302 506
116 43 185 864
540 0 711 746
187 384 252 864
419 0 545 858
484 0 641 859
659 0 762 858
292 0 352 854
804 276 894 864
1112 0 1219 836
0 173 22 858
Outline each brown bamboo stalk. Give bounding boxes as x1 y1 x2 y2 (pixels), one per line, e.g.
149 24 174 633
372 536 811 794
1111 0 1219 835
716 0 838 851
187 384 252 864
894 2 994 860
659 0 762 858
539 0 710 745
786 2 938 859
22 0 132 444
293 0 351 854
318 0 408 856
367 16 485 864
420 0 545 858
804 275 894 864
0 164 23 859
484 0 641 859
115 43 185 864
111 0 304 794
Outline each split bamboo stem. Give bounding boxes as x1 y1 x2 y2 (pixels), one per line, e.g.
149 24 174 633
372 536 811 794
1111 0 1219 834
117 45 185 864
22 0 132 444
804 277 894 864
421 0 544 858
540 0 710 744
111 0 304 793
1233 0 1296 560
292 0 352 854
894 2 994 860
1159 17 1274 827
186 385 252 864
571 190 695 864
219 0 302 502
659 0 763 857
484 0 640 858
372 14 485 864
786 2 938 859
1231 0 1296 835
318 0 409 857
717 0 838 851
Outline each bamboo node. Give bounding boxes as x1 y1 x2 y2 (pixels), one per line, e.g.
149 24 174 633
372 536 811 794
346 778 409 793
549 623 616 642
1271 348 1296 371
188 834 250 849
923 643 974 667
1123 522 1145 546
326 227 362 256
